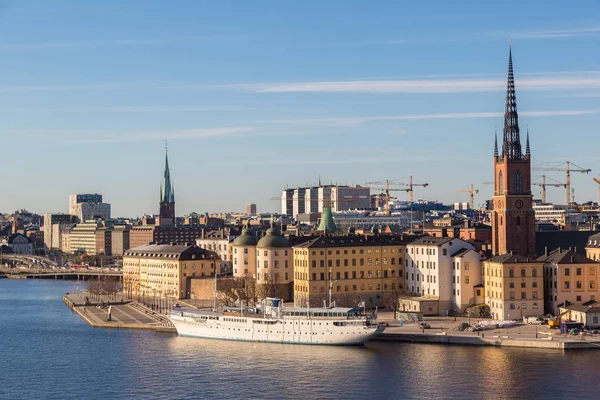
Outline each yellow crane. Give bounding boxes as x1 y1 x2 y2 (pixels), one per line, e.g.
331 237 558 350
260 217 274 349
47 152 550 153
397 176 429 203
532 175 566 204
365 179 410 216
533 161 591 205
594 176 600 204
456 184 479 209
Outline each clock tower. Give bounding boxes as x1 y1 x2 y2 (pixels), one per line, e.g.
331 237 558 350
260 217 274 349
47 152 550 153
491 45 536 257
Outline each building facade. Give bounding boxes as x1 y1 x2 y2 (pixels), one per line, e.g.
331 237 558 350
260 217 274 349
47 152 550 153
232 227 258 278
586 232 600 261
247 203 257 215
43 213 75 250
293 236 407 308
491 46 536 258
196 228 239 275
406 237 481 314
123 244 218 300
69 193 110 222
7 233 33 255
484 254 543 320
541 249 600 314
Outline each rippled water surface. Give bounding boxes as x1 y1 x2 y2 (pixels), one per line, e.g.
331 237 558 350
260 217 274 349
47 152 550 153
0 279 598 400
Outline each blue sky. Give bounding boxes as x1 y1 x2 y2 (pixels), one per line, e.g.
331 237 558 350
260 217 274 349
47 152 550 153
2 0 600 216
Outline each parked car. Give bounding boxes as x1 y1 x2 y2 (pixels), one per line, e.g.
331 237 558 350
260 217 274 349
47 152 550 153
419 322 431 329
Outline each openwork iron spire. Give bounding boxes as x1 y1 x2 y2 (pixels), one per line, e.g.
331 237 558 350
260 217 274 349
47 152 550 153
160 142 175 203
525 126 531 156
494 128 499 157
501 42 523 160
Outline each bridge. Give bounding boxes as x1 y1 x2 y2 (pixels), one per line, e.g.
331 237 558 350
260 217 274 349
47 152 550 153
0 267 122 280
0 254 58 268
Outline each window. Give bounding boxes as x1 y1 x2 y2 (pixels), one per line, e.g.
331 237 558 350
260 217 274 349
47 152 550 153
532 291 537 299
565 281 570 289
509 292 515 299
532 282 537 288
591 281 596 289
576 296 582 302
509 269 514 278
591 268 596 276
532 269 537 277
443 249 447 256
516 216 521 226
320 260 324 268
532 303 538 309
577 281 582 289
312 260 316 268
320 273 324 280
521 282 526 288
465 276 469 284
514 170 523 194
565 268 570 276
521 269 526 278
521 303 527 309
576 268 582 276
509 282 514 288
521 292 526 299
312 273 316 280
464 262 469 270
499 171 504 193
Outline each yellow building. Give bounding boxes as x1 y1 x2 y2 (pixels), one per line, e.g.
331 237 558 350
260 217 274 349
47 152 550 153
586 233 600 262
483 253 544 320
293 236 407 308
123 243 219 300
541 249 600 314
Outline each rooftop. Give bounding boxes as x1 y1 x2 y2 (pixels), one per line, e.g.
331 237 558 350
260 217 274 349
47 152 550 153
293 235 410 249
538 248 597 265
124 243 215 260
487 253 539 264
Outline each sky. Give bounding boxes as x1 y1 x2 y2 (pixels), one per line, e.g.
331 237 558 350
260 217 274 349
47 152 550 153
1 0 600 217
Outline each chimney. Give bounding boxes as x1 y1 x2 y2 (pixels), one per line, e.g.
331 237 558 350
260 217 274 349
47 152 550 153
544 246 548 257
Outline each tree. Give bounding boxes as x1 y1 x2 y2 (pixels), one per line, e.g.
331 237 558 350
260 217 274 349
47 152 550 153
383 285 409 319
257 272 284 300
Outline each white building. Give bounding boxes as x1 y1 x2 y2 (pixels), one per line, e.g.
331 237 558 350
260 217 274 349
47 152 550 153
281 185 371 218
7 233 33 255
196 228 239 275
69 193 111 222
406 237 481 315
533 202 584 228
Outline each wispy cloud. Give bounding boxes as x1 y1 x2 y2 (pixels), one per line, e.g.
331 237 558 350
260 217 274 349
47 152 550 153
252 109 600 126
0 35 233 52
65 127 255 144
511 26 600 40
206 72 600 94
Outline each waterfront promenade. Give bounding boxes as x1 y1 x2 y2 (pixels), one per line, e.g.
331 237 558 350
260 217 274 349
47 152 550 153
375 313 600 350
63 292 176 333
2 267 121 280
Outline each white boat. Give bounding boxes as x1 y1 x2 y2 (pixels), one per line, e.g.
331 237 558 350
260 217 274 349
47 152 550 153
168 299 385 346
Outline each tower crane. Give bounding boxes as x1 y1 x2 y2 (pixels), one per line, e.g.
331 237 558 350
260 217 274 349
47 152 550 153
456 184 479 209
532 175 566 204
365 179 410 216
396 176 429 203
532 161 591 205
593 175 600 204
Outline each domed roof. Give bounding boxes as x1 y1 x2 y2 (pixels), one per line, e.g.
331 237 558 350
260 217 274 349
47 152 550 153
232 227 258 247
257 221 290 249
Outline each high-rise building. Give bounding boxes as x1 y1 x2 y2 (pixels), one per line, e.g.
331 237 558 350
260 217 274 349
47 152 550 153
491 45 536 257
43 213 75 250
69 193 111 222
281 185 371 218
159 147 176 226
247 203 257 215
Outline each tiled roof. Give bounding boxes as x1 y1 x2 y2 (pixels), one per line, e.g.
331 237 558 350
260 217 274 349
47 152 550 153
538 249 597 265
451 248 472 258
563 302 600 314
409 236 453 247
293 235 409 249
487 253 538 264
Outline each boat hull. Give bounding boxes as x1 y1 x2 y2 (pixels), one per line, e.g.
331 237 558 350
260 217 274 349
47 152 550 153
169 315 385 346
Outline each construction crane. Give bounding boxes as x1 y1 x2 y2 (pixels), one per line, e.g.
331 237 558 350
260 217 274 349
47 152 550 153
532 175 566 204
456 184 479 209
396 176 429 203
533 161 591 205
365 179 410 216
594 175 600 204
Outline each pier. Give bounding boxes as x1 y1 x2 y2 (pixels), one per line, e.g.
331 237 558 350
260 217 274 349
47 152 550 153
2 267 122 280
62 292 176 333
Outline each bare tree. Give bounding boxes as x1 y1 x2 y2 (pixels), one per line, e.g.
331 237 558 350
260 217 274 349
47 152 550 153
257 272 284 300
383 285 410 319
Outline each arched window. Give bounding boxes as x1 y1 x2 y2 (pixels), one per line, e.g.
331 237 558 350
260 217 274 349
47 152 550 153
509 269 514 278
532 269 537 277
498 171 504 194
514 170 523 194
516 216 521 226
521 268 526 277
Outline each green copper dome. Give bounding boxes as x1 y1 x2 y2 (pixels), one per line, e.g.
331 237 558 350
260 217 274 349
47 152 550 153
257 221 290 249
232 228 258 247
316 207 337 233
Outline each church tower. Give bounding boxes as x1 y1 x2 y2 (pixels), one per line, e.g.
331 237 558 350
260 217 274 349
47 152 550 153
491 44 536 257
159 144 176 226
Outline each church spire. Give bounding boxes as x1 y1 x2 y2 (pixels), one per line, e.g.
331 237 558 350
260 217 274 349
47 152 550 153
494 128 499 157
502 40 523 160
160 142 175 203
525 125 531 156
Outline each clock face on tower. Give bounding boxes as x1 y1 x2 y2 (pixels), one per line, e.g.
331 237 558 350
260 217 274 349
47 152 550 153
515 199 524 209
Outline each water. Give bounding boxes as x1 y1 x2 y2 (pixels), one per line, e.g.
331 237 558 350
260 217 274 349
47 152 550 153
0 279 598 400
